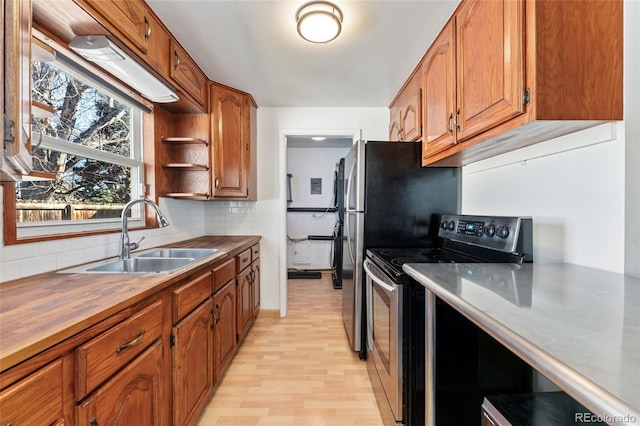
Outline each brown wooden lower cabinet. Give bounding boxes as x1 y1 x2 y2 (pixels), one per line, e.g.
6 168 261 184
0 242 261 426
0 359 65 426
236 264 253 343
76 339 164 426
172 298 214 426
213 279 236 384
251 258 260 319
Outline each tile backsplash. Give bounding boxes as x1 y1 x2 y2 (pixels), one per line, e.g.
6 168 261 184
205 201 257 236
0 190 208 283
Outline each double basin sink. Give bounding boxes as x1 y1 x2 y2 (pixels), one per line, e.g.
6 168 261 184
61 248 218 274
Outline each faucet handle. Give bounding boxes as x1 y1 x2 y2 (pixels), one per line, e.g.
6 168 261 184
129 236 145 251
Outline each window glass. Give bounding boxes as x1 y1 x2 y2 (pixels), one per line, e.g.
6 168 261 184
16 59 144 230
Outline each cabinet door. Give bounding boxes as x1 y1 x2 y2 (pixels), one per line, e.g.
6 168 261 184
77 340 164 426
400 90 421 142
80 0 150 54
455 0 524 141
422 21 456 160
172 298 213 426
236 267 252 342
388 107 402 142
2 0 32 179
145 13 170 80
389 73 421 142
0 359 65 426
251 259 260 319
170 40 207 109
211 85 249 198
213 280 236 383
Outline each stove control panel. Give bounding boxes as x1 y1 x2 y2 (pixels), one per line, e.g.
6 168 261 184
438 215 531 255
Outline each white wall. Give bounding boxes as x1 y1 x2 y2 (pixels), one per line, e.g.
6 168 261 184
286 146 350 270
254 107 389 314
462 123 625 273
0 193 206 282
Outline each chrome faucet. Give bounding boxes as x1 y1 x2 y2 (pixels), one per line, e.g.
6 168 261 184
120 198 170 259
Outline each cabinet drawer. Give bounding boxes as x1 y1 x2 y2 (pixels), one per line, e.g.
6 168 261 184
173 271 213 322
236 248 252 272
76 300 163 399
213 258 235 293
0 359 64 425
77 340 164 426
251 244 260 261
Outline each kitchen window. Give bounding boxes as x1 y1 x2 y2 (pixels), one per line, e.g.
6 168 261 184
5 49 146 241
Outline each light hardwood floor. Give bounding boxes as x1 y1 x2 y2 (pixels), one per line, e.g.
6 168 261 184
197 272 384 426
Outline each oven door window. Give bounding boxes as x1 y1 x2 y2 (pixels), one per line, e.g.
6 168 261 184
372 279 392 373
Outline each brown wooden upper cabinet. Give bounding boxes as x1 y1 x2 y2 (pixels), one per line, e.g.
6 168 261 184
144 12 171 81
389 68 422 142
419 0 623 166
422 0 524 163
210 83 257 200
171 40 208 110
78 0 151 55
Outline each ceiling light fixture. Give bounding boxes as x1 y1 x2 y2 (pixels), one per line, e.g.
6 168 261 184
296 1 343 44
312 136 327 141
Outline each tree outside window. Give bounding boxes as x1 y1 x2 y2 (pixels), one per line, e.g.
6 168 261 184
16 60 143 224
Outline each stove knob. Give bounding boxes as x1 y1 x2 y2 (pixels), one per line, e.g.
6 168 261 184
448 220 456 231
441 221 447 229
484 224 496 237
497 226 510 239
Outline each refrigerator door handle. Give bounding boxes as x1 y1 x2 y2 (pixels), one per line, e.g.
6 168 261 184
346 212 355 264
345 156 357 213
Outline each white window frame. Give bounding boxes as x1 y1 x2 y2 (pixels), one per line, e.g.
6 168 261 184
17 59 146 239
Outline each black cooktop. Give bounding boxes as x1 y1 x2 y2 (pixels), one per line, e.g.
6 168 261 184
367 247 480 281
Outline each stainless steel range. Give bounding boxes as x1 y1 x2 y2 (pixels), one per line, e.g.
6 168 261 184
364 214 534 426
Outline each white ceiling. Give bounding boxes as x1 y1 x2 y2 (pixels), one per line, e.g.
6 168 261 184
146 0 460 108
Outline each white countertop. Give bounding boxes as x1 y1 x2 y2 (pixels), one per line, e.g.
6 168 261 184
403 262 640 426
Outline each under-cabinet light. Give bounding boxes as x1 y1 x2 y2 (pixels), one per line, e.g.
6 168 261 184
69 35 178 103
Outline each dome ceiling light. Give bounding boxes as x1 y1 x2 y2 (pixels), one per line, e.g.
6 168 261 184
296 1 343 44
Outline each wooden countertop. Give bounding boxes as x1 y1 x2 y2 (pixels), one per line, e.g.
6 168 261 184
0 235 260 372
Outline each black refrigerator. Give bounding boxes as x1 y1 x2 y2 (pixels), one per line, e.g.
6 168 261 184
341 140 460 358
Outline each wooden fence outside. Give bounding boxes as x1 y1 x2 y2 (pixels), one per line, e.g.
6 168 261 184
16 203 124 222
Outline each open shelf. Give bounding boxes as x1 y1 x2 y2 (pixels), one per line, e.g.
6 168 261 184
162 163 209 171
161 137 208 146
164 192 210 198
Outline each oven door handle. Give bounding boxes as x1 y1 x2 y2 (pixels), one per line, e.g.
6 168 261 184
363 259 396 295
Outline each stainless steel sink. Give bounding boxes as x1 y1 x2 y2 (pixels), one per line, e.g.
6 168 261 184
58 247 219 274
85 257 195 273
138 248 218 260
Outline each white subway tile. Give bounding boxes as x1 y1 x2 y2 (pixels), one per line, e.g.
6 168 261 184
56 249 87 269
0 260 22 282
21 254 57 276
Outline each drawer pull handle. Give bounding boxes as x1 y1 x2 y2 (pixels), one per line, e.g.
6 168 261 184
116 330 145 353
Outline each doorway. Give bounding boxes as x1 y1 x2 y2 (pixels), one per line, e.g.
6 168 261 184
278 129 360 317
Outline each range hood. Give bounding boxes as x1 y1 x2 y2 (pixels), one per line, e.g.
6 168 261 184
69 35 178 103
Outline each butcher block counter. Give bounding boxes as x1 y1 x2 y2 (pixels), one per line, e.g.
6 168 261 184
0 235 260 372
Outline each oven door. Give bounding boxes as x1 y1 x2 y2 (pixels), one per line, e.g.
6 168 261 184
364 258 403 422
